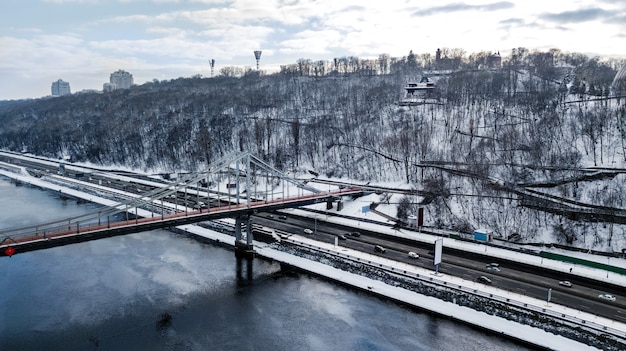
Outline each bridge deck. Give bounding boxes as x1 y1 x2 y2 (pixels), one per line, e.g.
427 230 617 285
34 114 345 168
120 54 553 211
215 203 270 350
1 188 362 256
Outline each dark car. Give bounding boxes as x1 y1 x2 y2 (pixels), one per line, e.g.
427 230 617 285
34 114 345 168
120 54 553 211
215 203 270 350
348 231 361 237
278 215 287 220
374 245 386 253
477 276 492 284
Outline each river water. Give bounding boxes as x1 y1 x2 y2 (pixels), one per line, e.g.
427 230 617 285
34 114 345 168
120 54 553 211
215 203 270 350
0 177 535 351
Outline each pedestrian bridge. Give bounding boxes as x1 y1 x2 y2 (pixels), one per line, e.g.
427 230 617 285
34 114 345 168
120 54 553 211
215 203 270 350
0 151 363 256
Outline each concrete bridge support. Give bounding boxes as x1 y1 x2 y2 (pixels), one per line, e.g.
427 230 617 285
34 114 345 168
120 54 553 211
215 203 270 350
326 199 333 210
234 215 254 255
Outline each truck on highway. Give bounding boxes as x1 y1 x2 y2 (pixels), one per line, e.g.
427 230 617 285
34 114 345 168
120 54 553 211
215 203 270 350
473 229 492 242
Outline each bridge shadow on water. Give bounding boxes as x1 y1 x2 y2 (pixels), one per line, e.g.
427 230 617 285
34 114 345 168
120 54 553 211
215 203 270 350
235 252 254 288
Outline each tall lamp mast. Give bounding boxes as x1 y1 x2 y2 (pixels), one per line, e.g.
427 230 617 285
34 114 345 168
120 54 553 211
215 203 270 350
254 50 262 70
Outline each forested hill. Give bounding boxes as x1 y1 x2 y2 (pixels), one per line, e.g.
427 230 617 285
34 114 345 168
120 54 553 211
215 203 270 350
1 51 626 250
0 72 400 173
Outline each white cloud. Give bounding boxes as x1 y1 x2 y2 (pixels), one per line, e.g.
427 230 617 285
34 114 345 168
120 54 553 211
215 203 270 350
42 0 99 3
1 0 625 99
279 29 342 55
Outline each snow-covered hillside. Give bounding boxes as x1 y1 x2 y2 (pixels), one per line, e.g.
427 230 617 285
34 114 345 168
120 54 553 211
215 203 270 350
0 53 624 253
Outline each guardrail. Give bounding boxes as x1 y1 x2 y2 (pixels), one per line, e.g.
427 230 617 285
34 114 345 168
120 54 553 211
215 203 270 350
0 162 23 174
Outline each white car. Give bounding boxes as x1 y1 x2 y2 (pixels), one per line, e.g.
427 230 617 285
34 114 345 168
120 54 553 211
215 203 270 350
598 294 616 302
486 265 501 272
408 252 419 259
303 228 313 234
558 280 572 287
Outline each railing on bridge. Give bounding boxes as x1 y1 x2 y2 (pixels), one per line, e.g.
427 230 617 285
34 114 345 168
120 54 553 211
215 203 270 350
0 151 362 254
1 188 359 249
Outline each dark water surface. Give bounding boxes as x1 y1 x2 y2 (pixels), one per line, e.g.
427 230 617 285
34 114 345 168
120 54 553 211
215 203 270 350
0 178 535 350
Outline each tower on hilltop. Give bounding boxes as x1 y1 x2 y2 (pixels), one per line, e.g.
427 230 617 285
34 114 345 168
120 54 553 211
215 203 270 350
254 51 262 70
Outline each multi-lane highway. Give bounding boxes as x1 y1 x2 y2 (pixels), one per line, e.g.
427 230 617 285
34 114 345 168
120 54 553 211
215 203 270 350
251 212 626 323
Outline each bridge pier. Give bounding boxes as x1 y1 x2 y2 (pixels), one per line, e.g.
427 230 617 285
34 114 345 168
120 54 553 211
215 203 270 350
234 215 254 255
326 198 333 210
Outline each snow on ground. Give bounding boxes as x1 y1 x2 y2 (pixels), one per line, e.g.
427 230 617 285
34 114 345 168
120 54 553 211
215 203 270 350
0 165 122 209
2 156 626 350
6 158 623 286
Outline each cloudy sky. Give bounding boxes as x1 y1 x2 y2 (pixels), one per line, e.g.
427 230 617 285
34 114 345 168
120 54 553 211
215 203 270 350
1 0 625 100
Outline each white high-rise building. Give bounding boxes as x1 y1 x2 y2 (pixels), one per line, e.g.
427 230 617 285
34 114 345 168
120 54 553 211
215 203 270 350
109 69 134 89
51 79 71 96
